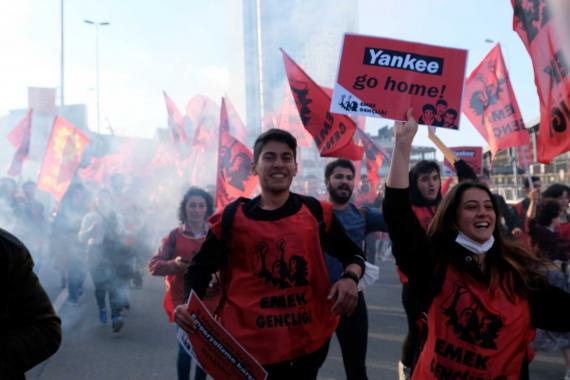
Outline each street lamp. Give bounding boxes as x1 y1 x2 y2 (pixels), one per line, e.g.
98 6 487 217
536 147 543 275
84 19 110 134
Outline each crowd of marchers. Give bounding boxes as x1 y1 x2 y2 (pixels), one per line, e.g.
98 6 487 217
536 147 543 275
6 120 570 380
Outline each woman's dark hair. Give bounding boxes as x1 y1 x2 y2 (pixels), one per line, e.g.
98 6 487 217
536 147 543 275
409 160 441 206
178 187 214 223
542 183 570 200
534 198 561 227
253 128 297 163
428 181 546 301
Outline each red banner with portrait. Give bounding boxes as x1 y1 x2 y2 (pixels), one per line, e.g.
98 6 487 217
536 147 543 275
37 117 90 200
215 98 258 209
282 49 363 161
512 0 570 163
331 34 468 129
463 44 531 158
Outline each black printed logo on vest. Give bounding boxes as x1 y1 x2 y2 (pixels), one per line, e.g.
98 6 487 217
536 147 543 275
256 239 309 289
442 282 504 350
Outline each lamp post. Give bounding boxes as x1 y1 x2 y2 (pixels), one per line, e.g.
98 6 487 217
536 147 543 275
84 19 110 134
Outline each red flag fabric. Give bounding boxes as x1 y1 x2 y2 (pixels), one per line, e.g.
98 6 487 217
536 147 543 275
37 117 90 200
355 128 389 192
225 98 248 142
162 91 188 144
79 154 124 183
186 96 220 186
463 44 531 158
215 98 258 209
512 1 570 163
187 95 219 150
276 85 313 147
7 109 32 176
78 139 145 183
149 142 188 178
281 49 363 161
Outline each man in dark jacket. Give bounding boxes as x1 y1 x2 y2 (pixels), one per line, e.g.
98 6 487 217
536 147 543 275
0 228 62 379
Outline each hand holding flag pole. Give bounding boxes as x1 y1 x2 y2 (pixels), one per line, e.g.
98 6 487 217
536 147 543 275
427 128 458 165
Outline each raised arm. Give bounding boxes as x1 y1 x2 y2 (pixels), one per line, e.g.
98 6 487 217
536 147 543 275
386 109 417 190
384 109 435 282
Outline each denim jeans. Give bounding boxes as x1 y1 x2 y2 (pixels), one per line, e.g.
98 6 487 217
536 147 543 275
177 337 207 380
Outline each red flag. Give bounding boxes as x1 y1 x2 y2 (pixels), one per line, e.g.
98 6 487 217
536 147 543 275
512 1 570 163
225 98 248 142
162 91 188 144
7 109 32 176
215 98 258 209
187 95 219 149
148 142 188 178
463 44 531 158
355 128 389 192
37 117 90 200
281 49 363 161
276 85 314 147
79 154 124 183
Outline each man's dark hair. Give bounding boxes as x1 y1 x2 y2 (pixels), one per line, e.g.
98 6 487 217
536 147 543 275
253 128 297 163
178 187 214 223
542 183 570 199
409 160 441 206
523 176 540 189
422 104 436 113
324 159 355 180
445 109 458 118
436 99 448 107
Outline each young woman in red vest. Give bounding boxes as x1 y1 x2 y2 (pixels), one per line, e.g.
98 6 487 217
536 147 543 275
148 187 213 380
385 109 570 379
399 150 476 377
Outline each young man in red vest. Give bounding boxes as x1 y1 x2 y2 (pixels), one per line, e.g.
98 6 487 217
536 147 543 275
174 129 365 379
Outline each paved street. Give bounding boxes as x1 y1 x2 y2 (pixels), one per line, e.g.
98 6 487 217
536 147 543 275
26 256 567 379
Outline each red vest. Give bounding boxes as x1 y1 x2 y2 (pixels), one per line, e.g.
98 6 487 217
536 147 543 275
411 205 437 231
413 266 533 379
211 203 338 365
398 205 438 284
559 223 570 242
163 230 205 321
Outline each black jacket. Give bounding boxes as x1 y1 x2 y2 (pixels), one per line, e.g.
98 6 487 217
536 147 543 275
384 187 570 379
0 229 62 379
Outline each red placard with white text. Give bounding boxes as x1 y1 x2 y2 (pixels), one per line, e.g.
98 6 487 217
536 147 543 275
443 146 483 176
331 34 468 129
177 291 267 380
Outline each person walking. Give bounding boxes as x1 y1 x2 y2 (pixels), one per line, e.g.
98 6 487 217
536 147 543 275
149 187 212 380
174 129 365 380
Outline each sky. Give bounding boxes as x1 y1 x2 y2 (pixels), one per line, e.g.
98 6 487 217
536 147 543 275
0 0 540 155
